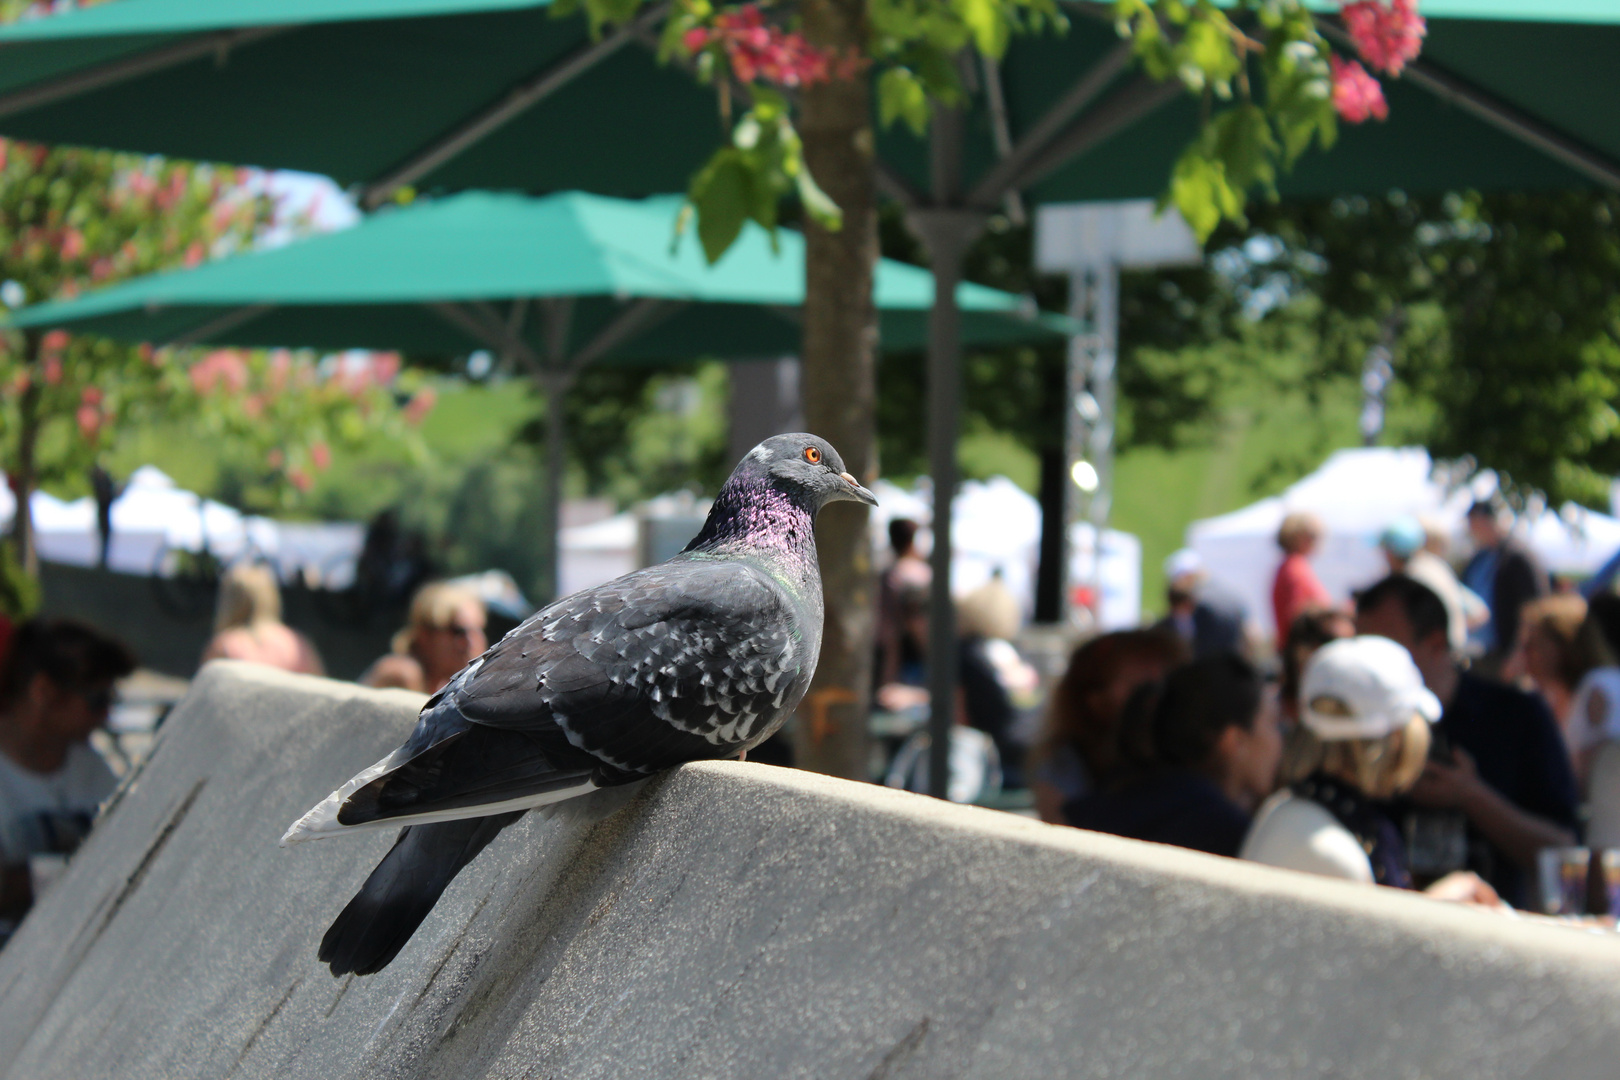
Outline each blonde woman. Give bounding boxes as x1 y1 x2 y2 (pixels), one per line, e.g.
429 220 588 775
1243 635 1439 886
200 563 324 676
361 582 486 694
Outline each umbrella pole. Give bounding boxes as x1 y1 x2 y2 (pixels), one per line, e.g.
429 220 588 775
910 98 986 800
538 368 569 606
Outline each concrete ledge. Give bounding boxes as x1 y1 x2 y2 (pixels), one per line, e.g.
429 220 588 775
0 662 1617 1078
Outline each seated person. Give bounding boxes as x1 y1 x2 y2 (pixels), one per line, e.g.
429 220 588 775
1355 574 1577 906
1064 654 1282 857
1026 629 1186 824
1244 635 1502 906
955 578 1037 787
200 563 324 676
1244 635 1437 886
0 618 135 931
361 582 487 695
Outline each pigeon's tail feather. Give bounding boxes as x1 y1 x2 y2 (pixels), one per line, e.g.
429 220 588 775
319 810 523 977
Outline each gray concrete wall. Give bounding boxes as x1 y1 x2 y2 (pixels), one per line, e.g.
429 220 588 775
1 662 1617 1079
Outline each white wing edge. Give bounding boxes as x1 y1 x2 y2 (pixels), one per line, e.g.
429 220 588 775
280 752 599 847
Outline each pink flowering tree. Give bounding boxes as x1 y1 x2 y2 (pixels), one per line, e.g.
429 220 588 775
563 0 1425 253
0 141 431 590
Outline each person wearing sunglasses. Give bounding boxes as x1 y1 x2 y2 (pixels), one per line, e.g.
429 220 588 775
0 618 135 933
361 582 488 695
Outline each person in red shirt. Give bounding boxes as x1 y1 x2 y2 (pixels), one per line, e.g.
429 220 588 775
1272 512 1334 647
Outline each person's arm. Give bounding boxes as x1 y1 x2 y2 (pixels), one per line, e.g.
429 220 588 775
297 633 326 677
1032 780 1067 825
1422 870 1506 908
1408 747 1575 869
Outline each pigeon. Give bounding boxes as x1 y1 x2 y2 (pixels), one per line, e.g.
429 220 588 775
283 433 876 976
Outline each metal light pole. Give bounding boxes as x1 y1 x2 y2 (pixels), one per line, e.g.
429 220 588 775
1036 201 1201 628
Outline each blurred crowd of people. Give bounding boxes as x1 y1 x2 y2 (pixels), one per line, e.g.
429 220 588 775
875 498 1619 916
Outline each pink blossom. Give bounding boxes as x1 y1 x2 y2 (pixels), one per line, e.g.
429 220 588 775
287 468 313 493
190 349 250 395
90 258 114 281
697 4 854 88
184 241 206 267
80 386 102 406
1341 0 1425 77
42 356 62 385
59 229 84 260
0 139 8 171
267 447 285 469
310 442 332 471
268 349 292 391
76 404 101 441
41 330 70 353
138 343 156 365
1331 56 1388 123
372 352 401 384
242 393 265 419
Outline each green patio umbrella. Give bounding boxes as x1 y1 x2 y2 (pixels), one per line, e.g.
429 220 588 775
0 0 1610 204
9 188 1072 601
2 0 1615 797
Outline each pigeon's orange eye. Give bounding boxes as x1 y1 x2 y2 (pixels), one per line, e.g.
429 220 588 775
804 446 822 464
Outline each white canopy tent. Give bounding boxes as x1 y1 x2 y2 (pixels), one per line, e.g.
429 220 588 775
1187 447 1620 637
868 475 1142 629
1 466 364 583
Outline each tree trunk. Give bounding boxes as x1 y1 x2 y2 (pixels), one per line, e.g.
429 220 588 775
794 0 877 781
11 332 42 580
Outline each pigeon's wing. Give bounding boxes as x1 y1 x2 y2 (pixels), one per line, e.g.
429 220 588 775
453 556 815 774
288 558 812 841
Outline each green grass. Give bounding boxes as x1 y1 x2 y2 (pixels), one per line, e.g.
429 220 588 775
1114 375 1365 619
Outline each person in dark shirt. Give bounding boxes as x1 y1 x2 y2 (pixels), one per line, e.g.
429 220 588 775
1355 573 1577 906
1065 654 1282 857
1154 549 1249 660
1462 500 1548 670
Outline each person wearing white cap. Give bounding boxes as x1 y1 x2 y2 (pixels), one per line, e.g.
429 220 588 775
1241 636 1441 886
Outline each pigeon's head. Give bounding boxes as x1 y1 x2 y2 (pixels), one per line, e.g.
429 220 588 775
739 433 878 511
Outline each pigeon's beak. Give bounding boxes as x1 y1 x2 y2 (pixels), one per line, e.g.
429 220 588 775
839 472 879 507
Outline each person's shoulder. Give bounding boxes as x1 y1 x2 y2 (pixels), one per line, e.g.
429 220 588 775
61 742 117 803
1241 792 1374 882
1461 670 1552 719
362 653 426 691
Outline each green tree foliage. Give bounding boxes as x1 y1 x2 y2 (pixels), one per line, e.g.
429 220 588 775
558 0 1405 260
1245 190 1620 508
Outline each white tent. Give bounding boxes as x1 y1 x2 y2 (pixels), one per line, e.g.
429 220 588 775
869 475 1142 628
0 466 364 583
1187 447 1620 637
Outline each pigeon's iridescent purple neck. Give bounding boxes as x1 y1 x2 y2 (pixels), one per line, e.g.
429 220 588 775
685 474 818 571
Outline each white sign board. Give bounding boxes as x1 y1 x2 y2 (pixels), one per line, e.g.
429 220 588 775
1035 199 1202 272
